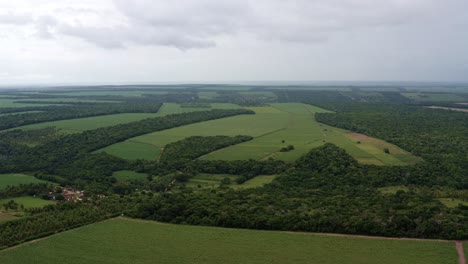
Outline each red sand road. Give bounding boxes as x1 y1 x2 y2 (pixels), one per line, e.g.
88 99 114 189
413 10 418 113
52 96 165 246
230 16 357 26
456 241 466 264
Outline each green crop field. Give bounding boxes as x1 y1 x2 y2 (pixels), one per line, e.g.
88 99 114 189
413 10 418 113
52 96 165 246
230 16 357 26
0 217 457 264
0 196 55 210
113 170 148 181
0 174 53 190
238 91 277 99
0 99 54 108
98 103 419 165
14 103 233 134
198 91 219 99
401 92 465 102
233 175 277 189
16 113 162 133
185 174 275 189
0 196 55 224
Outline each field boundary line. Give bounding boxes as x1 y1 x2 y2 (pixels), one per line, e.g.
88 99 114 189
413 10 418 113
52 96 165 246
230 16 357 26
253 128 286 139
1 217 118 252
268 104 300 115
126 139 160 148
119 217 465 243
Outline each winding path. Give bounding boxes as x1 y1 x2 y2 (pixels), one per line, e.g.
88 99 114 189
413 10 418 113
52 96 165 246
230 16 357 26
456 241 465 264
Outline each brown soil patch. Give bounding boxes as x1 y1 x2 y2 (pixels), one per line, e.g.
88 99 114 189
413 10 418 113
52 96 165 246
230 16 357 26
349 133 369 140
456 241 466 264
425 106 468 113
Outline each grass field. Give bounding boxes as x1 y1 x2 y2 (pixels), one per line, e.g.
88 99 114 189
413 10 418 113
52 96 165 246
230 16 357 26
185 174 238 189
465 243 468 263
16 113 162 133
0 99 54 108
438 198 468 208
378 186 409 194
232 175 277 189
401 92 465 102
98 103 419 165
0 196 55 224
113 170 148 181
185 174 275 189
0 217 457 264
0 174 53 190
12 103 234 134
0 196 55 210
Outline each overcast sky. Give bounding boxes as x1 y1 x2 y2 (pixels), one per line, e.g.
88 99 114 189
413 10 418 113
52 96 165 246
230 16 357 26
0 0 467 84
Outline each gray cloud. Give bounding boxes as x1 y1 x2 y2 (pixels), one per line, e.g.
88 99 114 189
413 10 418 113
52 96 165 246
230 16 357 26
1 0 466 50
0 12 33 25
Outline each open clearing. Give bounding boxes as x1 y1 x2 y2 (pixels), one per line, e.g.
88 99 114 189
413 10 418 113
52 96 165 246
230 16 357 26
112 170 148 181
0 217 457 264
0 196 55 209
185 174 276 189
98 103 419 165
438 198 468 208
0 196 55 224
10 103 231 133
425 106 468 113
0 99 55 108
401 92 466 102
12 103 239 134
0 174 53 190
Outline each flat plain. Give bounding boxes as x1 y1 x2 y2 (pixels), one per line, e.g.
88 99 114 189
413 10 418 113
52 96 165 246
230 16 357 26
0 217 457 264
99 103 419 165
0 174 53 190
10 103 218 133
0 196 55 209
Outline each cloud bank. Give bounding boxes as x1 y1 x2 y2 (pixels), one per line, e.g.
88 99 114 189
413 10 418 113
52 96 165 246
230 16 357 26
1 0 465 50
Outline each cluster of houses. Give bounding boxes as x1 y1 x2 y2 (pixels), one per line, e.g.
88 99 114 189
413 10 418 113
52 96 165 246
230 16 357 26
49 187 84 201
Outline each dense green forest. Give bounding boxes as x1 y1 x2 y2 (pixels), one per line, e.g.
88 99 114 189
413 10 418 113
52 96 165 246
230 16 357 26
315 103 468 188
0 86 467 248
159 135 253 163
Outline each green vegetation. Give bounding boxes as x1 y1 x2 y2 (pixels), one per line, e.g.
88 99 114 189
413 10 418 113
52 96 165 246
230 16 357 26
378 186 409 194
0 174 52 190
316 103 467 188
0 102 163 131
438 198 468 208
113 170 148 181
160 136 253 163
0 196 54 210
102 103 417 165
100 141 161 160
0 218 457 264
0 99 53 108
402 92 465 102
233 175 277 189
0 86 467 259
3 103 239 134
17 113 162 133
42 90 168 97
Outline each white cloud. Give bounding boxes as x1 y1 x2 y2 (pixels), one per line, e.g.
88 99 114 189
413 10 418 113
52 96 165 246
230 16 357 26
2 0 463 49
0 0 467 83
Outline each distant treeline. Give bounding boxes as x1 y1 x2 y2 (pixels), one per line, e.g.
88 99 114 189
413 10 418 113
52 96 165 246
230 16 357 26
315 103 468 189
0 109 254 187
